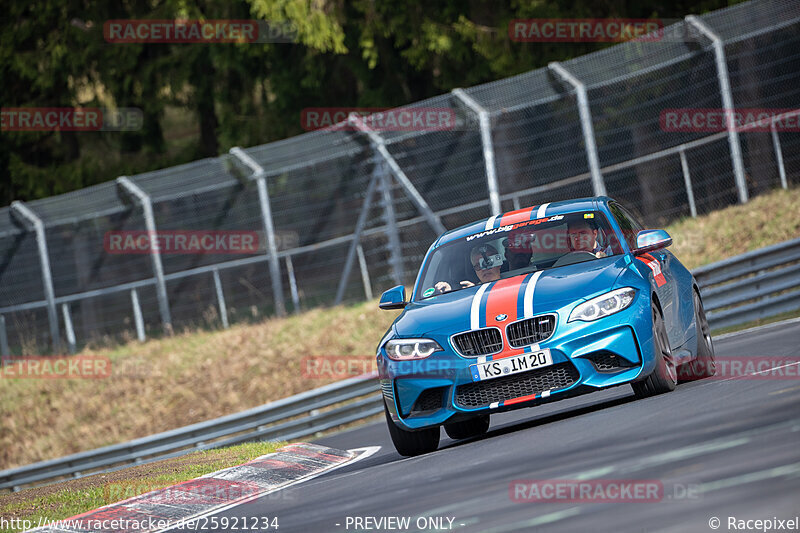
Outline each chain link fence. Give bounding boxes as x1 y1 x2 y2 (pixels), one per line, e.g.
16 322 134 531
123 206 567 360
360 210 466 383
1 0 798 354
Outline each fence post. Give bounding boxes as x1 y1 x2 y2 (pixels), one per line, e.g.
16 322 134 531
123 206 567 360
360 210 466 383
679 147 698 218
770 124 788 190
229 147 287 317
212 269 229 329
0 315 9 357
452 88 502 215
334 172 379 305
130 289 146 342
116 177 172 333
61 304 76 354
285 256 301 313
686 16 748 204
548 62 607 197
10 201 61 351
356 244 373 300
349 113 446 236
379 162 405 286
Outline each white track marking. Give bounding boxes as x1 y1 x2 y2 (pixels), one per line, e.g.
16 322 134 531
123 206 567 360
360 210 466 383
471 283 491 330
156 446 381 533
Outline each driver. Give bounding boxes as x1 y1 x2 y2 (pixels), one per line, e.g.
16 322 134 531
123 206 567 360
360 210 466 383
567 218 611 258
434 243 502 293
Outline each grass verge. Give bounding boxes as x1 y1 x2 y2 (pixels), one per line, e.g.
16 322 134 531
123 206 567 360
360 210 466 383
0 441 283 533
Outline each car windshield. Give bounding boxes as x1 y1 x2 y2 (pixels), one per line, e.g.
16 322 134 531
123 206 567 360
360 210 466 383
415 211 623 300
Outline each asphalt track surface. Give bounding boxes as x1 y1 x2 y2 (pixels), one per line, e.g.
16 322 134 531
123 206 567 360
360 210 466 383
181 320 800 533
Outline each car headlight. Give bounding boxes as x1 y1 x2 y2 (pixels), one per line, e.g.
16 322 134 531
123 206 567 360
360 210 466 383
384 339 443 360
569 287 636 322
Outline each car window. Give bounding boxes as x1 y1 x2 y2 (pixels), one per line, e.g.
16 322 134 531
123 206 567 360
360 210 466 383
415 211 624 300
609 202 644 250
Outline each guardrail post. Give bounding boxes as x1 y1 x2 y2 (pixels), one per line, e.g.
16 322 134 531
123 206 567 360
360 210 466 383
130 289 146 342
335 172 379 305
10 201 61 351
452 88 502 216
229 147 287 317
356 244 373 300
61 304 76 354
548 62 607 197
212 268 229 329
770 124 788 190
379 163 405 286
285 255 301 313
117 177 172 333
0 315 9 357
349 113 446 236
679 147 698 218
686 16 748 204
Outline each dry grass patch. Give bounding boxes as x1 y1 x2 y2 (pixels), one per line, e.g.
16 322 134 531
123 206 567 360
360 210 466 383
0 301 397 469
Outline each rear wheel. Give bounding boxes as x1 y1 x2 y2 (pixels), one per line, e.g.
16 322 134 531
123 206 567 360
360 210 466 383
632 303 677 398
444 414 490 440
678 290 716 382
384 402 440 456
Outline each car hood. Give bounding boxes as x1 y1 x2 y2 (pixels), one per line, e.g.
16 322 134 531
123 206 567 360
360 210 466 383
395 255 629 336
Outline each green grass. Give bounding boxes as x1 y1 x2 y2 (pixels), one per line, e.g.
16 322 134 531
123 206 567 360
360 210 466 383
0 441 283 533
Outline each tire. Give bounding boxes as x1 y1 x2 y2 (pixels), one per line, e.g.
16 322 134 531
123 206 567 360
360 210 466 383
444 414 490 440
632 303 678 398
384 402 440 456
678 290 716 382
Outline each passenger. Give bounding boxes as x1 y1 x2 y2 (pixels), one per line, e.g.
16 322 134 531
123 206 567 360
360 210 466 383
434 244 502 293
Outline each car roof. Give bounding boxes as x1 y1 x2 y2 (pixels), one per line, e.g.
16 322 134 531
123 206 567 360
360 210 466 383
433 196 612 247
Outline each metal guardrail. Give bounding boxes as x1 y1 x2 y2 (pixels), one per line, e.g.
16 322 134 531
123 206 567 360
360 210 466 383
2 238 800 491
697 237 800 331
0 373 383 492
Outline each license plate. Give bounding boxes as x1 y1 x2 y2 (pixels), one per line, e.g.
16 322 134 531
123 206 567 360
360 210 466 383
470 349 553 382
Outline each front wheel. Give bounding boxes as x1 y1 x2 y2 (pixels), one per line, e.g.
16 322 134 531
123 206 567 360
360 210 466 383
632 303 677 398
678 290 716 382
384 402 440 456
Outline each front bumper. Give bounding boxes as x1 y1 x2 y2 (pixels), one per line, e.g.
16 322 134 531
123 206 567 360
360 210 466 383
380 297 657 430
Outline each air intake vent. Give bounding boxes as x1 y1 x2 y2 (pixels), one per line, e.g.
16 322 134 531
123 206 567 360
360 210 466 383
452 328 503 357
506 314 556 348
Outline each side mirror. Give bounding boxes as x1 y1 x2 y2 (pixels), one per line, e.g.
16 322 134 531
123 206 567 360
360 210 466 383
634 229 672 255
379 285 407 310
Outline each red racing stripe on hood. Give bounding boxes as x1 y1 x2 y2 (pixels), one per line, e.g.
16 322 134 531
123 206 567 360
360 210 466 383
483 277 526 360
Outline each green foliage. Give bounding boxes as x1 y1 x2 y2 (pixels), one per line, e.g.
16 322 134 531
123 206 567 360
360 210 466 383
1 0 738 204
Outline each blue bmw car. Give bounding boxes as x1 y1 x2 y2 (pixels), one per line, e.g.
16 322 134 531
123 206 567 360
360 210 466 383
377 197 716 456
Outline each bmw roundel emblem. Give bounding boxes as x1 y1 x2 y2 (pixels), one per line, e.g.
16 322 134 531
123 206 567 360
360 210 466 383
495 314 508 322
